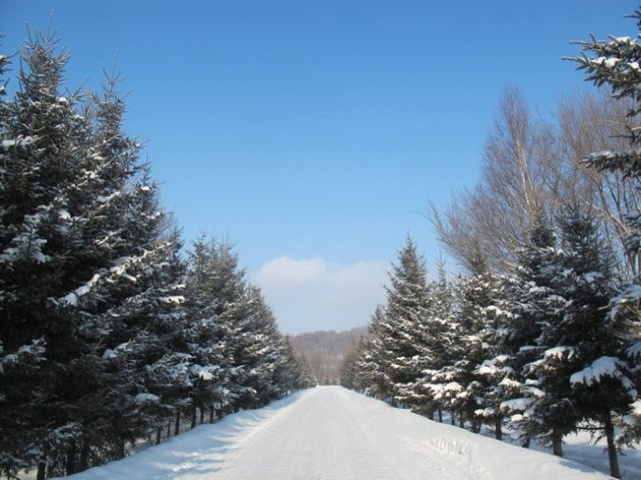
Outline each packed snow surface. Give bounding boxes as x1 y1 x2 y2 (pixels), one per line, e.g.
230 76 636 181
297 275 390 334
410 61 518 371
55 386 613 480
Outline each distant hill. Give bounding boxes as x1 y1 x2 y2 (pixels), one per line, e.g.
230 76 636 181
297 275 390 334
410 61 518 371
290 327 368 385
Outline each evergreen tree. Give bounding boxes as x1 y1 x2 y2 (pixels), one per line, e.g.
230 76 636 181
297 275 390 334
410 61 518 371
182 235 234 426
445 253 500 434
229 284 293 409
500 212 565 452
0 33 185 478
340 338 365 391
0 31 309 479
0 34 96 477
571 9 641 467
415 260 456 421
556 204 633 478
182 235 310 425
470 272 514 441
378 236 432 409
274 337 316 394
354 306 390 399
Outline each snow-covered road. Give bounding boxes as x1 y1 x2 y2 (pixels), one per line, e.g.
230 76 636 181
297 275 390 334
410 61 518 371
57 386 612 480
214 386 471 480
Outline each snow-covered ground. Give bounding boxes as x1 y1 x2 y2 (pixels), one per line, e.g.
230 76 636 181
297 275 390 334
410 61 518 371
49 386 638 479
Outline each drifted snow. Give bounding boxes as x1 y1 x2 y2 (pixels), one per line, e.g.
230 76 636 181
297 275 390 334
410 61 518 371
54 386 611 480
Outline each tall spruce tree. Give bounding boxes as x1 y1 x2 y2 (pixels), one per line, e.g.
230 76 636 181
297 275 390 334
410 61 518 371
556 204 632 478
447 252 499 433
571 8 641 460
417 262 456 422
228 284 292 409
501 212 565 453
355 305 390 399
0 34 96 478
182 235 233 427
0 33 185 478
379 236 432 409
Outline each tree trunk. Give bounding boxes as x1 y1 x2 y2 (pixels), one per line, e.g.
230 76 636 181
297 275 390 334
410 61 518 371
495 417 502 441
200 407 205 425
79 442 90 472
116 438 126 460
604 410 621 479
522 437 530 448
471 420 481 434
174 410 181 436
438 408 443 423
209 406 215 424
156 427 162 445
552 430 563 457
36 462 46 480
451 415 455 426
167 418 172 438
65 442 77 475
191 405 197 429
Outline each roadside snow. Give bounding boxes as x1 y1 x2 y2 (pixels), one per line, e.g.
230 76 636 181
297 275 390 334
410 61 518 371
52 386 618 480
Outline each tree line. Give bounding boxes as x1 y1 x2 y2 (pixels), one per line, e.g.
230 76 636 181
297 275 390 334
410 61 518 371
341 9 641 480
0 33 314 480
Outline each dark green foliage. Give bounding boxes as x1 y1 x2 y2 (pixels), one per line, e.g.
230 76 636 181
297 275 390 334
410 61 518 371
0 33 308 480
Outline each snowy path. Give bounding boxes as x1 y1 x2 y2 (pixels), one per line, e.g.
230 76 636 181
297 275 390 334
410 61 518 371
215 386 467 480
57 386 612 480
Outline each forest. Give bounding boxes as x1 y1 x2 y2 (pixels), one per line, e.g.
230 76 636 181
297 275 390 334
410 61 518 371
0 33 314 480
340 11 641 480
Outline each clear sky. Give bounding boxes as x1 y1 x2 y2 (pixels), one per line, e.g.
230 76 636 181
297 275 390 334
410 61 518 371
1 1 637 333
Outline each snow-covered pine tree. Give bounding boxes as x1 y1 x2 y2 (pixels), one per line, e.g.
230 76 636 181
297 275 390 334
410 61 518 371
513 204 626 467
70 85 187 469
415 260 456 421
378 236 432 410
0 33 185 478
183 235 312 428
103 224 187 449
292 347 316 391
555 204 633 478
273 337 316 395
445 249 501 434
340 336 367 391
182 235 234 426
228 284 291 409
470 272 515 441
354 305 391 399
570 8 641 460
0 34 97 478
499 211 563 451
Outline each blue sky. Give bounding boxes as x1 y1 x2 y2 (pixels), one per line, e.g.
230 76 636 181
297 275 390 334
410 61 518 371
1 1 637 333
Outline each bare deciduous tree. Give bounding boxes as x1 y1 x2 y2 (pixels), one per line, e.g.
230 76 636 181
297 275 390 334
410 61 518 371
430 86 553 272
430 86 640 277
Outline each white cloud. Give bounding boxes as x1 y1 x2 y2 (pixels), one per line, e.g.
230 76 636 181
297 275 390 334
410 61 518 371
254 257 389 334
